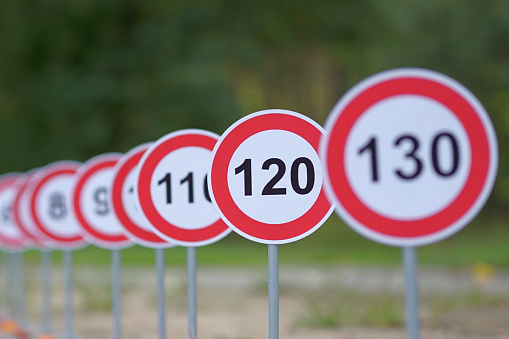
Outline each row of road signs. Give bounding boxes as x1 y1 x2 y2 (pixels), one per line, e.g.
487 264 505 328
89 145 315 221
0 116 331 251
0 68 498 339
0 68 497 252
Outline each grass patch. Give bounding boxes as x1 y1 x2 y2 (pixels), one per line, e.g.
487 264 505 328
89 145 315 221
299 288 404 329
428 288 509 320
76 283 111 313
18 214 509 269
299 286 509 330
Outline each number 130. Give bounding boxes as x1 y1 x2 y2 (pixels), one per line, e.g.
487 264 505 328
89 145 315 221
358 132 460 182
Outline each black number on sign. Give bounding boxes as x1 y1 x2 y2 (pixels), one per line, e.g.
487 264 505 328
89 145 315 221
94 187 109 215
158 172 210 204
235 159 253 196
432 132 459 177
203 175 212 202
49 192 67 220
291 157 315 195
180 172 194 203
394 134 423 180
234 157 316 196
1 203 10 224
262 158 287 195
358 132 460 182
358 137 379 182
158 173 172 204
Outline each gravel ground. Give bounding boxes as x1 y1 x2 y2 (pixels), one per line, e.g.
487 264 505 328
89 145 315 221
4 264 509 338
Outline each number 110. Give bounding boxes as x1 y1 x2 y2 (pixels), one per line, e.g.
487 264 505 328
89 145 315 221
157 172 211 204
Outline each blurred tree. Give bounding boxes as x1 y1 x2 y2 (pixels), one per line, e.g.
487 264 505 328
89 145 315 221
0 0 508 217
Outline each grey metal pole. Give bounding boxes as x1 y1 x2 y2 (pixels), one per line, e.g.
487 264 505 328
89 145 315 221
63 250 74 339
0 252 5 319
403 246 420 339
16 252 26 329
187 247 197 339
156 248 166 339
41 250 52 335
268 244 279 339
5 252 13 320
112 249 122 339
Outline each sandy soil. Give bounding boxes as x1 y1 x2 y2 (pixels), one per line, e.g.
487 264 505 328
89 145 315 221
8 265 509 338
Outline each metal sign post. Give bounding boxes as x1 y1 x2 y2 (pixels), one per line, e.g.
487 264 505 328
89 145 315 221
112 249 122 339
187 247 197 339
403 247 420 339
321 68 498 339
135 130 234 339
15 252 26 331
156 248 166 339
268 244 279 339
209 110 333 339
63 250 74 339
1 252 6 319
41 250 53 336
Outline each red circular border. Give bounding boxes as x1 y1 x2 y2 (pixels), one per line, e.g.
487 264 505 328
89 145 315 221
0 174 26 251
12 172 46 247
73 154 130 246
31 162 85 246
210 112 332 242
112 145 167 245
325 76 491 238
137 132 229 243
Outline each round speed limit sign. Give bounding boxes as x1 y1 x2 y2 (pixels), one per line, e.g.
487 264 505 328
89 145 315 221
111 143 173 249
30 161 87 250
72 153 132 249
321 68 498 247
0 173 27 252
209 109 334 244
135 129 231 247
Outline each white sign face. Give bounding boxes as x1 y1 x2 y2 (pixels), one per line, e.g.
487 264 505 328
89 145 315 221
123 165 150 230
31 161 87 250
136 129 231 247
111 143 172 249
345 95 470 220
321 68 498 247
17 170 59 248
0 174 27 252
209 109 334 244
73 154 132 249
228 130 323 225
150 146 218 229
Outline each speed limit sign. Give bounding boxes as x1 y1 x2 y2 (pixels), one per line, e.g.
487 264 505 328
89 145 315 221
135 129 231 247
30 161 87 250
12 170 47 248
0 173 27 251
72 153 132 249
209 109 334 244
320 68 498 247
111 143 173 248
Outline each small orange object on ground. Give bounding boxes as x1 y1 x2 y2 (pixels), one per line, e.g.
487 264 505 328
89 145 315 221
1 319 19 334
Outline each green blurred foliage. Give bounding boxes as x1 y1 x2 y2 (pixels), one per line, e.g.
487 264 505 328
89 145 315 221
0 0 508 216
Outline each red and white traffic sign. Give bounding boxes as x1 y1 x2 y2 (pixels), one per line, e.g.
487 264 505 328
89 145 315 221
135 129 231 247
72 153 132 249
30 161 87 250
0 173 28 252
320 68 498 247
12 170 48 249
111 143 174 249
209 109 334 244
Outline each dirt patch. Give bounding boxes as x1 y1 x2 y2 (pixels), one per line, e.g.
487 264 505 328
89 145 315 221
13 265 509 338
